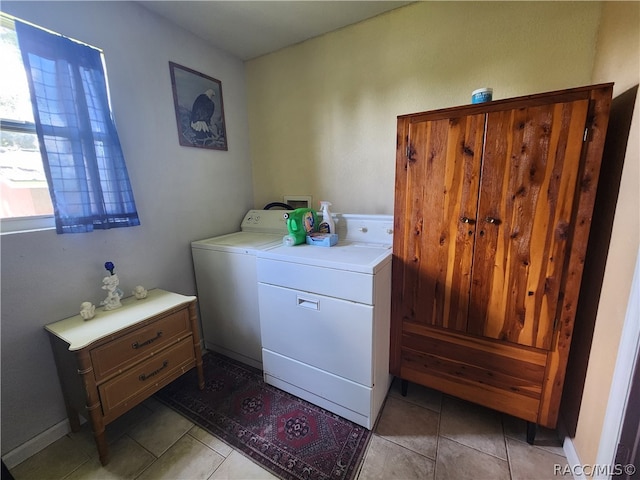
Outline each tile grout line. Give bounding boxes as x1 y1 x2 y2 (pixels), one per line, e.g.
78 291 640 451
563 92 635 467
59 436 91 480
433 394 443 479
501 413 514 480
130 431 164 480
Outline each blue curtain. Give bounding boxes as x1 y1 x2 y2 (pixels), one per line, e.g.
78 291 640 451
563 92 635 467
15 21 140 233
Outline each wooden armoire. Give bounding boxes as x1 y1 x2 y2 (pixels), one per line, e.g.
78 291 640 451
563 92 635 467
390 84 613 439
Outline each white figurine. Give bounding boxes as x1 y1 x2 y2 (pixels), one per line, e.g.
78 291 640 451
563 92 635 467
133 285 148 300
101 274 123 310
80 302 96 320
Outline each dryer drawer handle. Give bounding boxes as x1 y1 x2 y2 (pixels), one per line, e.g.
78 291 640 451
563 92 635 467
297 296 319 310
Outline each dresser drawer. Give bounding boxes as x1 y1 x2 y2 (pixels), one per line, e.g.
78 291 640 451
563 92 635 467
99 337 195 420
91 308 190 382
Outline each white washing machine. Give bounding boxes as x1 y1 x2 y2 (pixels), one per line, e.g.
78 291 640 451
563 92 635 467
256 214 394 428
191 210 288 369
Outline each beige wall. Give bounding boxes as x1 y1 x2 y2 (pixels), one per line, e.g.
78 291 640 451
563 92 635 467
246 1 601 214
247 0 640 466
572 1 640 466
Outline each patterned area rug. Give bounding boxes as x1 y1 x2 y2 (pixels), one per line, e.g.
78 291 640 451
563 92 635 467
155 352 371 480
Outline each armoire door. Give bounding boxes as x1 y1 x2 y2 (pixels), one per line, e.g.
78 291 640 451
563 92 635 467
468 99 590 349
392 112 484 333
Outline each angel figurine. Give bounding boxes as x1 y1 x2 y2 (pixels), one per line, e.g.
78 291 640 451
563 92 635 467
80 302 96 320
133 285 148 300
101 261 124 310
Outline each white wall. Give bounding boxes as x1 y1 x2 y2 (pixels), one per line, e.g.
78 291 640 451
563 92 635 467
246 1 602 214
1 1 253 454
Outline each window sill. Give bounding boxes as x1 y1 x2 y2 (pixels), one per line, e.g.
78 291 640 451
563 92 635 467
1 215 55 234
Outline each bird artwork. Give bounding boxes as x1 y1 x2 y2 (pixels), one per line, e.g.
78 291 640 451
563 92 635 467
169 61 227 150
190 89 216 135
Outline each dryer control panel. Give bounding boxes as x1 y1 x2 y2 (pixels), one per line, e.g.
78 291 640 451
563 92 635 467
335 214 393 246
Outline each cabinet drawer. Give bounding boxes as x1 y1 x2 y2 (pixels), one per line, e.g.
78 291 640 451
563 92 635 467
259 283 373 385
400 325 545 422
91 308 190 383
99 337 195 420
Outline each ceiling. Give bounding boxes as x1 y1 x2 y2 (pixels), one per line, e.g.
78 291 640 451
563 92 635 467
137 1 413 61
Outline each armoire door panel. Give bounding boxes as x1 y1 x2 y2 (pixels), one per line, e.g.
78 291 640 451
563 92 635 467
468 99 590 350
395 114 484 332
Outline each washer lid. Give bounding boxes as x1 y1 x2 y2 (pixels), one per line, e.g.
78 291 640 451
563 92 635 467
241 209 289 234
192 232 283 251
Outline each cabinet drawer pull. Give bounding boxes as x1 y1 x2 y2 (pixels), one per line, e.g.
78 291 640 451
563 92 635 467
297 296 319 310
460 216 475 225
139 360 168 381
132 331 163 349
485 216 501 225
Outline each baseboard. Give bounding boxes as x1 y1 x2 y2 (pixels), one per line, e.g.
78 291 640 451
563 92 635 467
1 419 74 469
558 418 587 480
203 342 262 370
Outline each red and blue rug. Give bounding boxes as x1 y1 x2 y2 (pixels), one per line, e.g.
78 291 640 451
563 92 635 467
155 352 371 480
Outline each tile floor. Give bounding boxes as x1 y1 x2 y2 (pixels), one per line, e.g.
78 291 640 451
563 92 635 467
8 378 569 479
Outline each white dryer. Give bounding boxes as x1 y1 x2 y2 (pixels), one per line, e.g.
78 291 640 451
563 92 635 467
191 210 288 368
256 214 394 428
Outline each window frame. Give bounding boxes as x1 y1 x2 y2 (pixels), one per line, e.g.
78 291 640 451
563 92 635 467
0 121 56 234
1 15 55 234
1 13 140 235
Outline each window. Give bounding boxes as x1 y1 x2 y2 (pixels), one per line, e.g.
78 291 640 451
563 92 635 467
0 14 54 230
0 14 140 234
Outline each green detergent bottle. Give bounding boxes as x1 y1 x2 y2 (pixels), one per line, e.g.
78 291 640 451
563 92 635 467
283 208 317 245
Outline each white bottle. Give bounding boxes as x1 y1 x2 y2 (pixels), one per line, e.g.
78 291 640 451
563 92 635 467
318 201 336 234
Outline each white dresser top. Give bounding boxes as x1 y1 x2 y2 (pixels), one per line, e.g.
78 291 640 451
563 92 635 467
45 289 195 351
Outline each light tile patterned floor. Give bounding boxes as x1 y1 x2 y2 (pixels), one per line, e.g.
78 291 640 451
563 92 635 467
8 379 569 479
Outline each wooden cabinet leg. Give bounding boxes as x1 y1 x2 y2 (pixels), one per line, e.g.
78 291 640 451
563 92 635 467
66 404 81 433
526 421 537 445
76 349 110 464
93 428 109 466
189 301 206 390
401 379 408 397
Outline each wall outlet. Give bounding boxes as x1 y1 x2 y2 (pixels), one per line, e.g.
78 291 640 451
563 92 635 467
284 195 312 209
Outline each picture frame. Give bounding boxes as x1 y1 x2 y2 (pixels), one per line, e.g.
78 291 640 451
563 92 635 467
169 61 227 150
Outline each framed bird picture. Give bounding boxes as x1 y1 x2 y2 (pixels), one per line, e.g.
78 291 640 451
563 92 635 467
169 62 228 150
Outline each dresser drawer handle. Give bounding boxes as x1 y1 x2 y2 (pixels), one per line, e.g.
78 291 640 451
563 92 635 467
132 331 163 349
139 360 168 381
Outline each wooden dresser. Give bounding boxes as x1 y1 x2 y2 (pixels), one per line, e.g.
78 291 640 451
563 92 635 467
45 289 204 465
